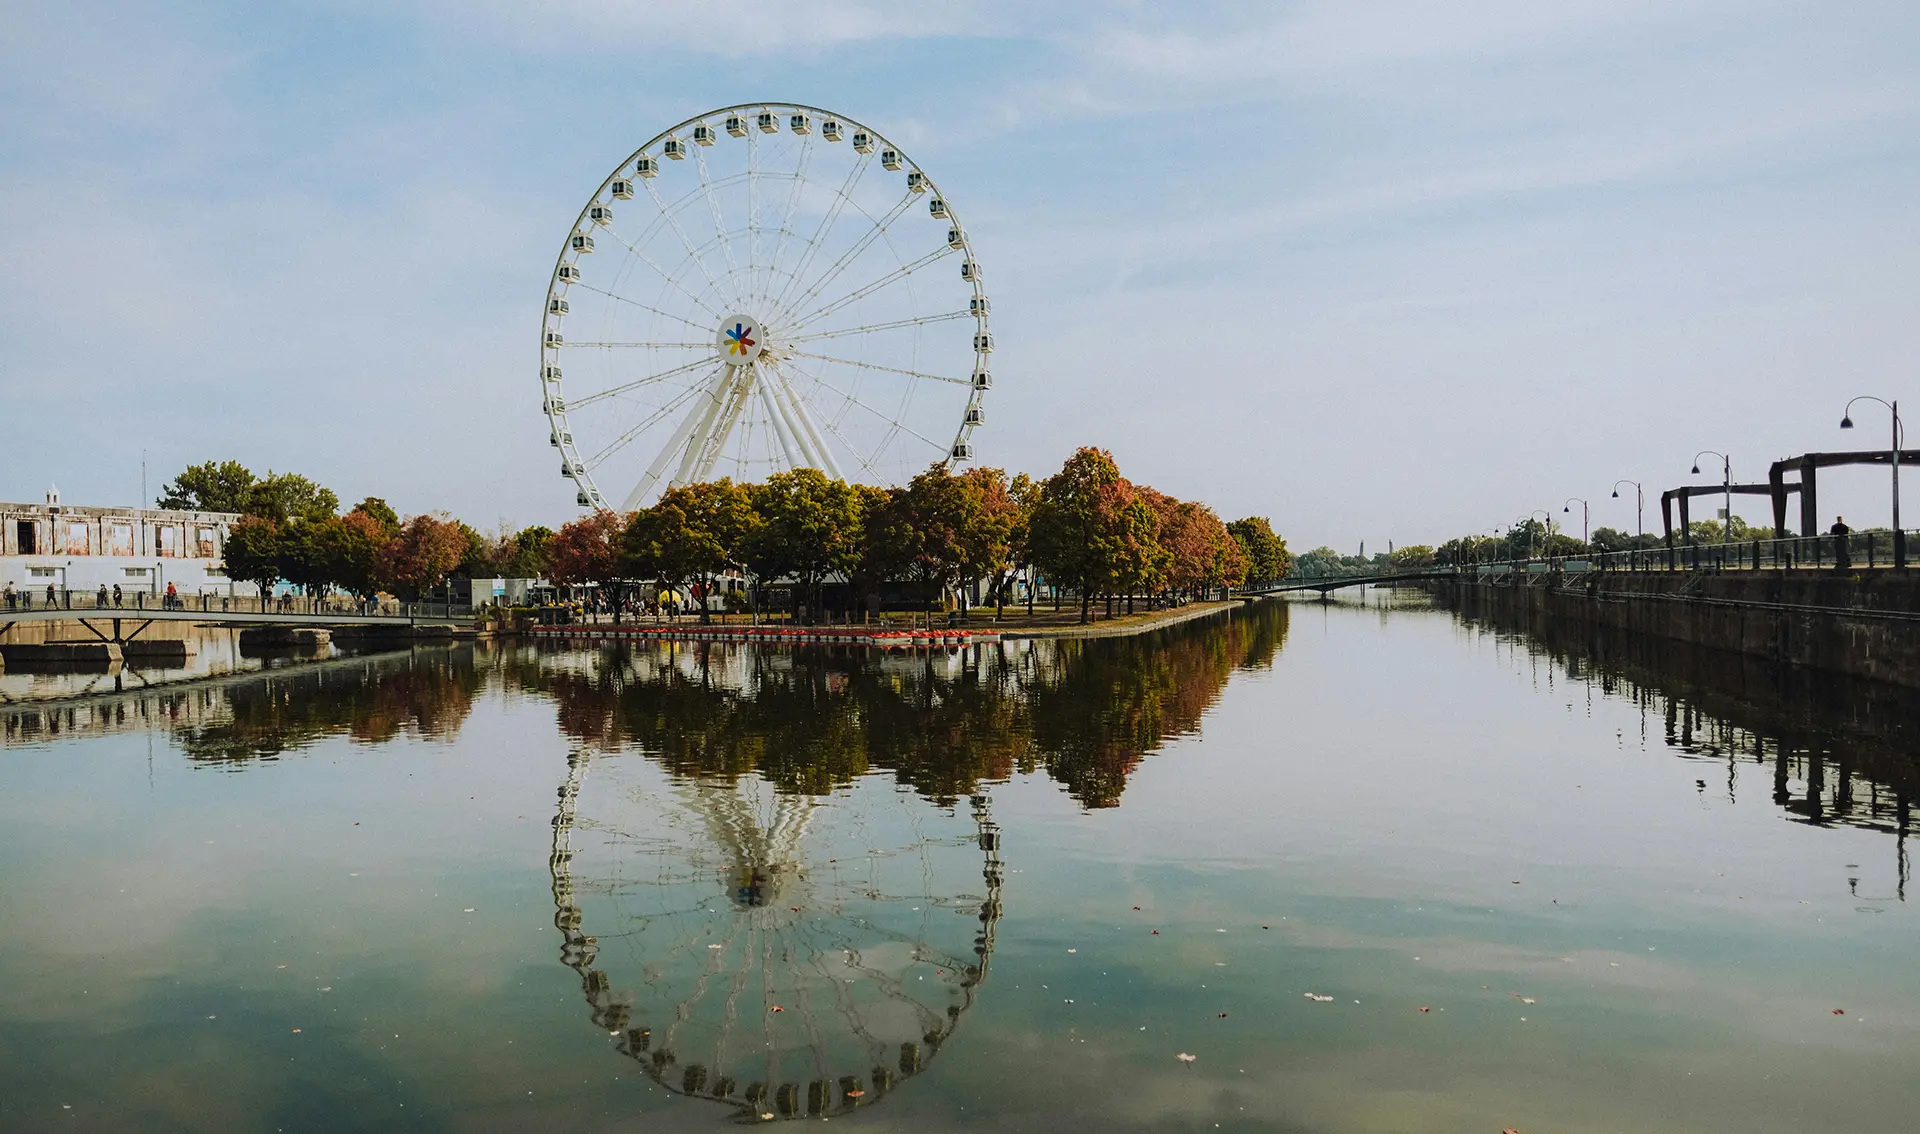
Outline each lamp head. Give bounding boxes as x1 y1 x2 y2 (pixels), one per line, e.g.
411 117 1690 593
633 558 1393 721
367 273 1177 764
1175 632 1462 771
1563 505 1570 513
1690 464 1700 475
1611 489 1619 498
1840 415 1854 430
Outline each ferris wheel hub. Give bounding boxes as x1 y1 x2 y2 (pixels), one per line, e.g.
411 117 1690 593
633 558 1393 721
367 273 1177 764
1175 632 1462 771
716 313 768 367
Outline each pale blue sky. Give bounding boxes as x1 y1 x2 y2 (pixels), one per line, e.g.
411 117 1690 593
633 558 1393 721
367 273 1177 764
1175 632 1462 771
3 1 1917 549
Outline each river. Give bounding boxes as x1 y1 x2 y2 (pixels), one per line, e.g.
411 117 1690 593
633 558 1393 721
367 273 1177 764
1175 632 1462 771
1 594 1914 1132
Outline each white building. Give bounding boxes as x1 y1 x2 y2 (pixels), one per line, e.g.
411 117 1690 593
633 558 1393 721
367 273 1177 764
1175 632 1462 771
1 488 241 597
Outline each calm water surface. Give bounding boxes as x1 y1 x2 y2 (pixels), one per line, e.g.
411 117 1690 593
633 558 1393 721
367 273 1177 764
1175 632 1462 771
2 597 1916 1132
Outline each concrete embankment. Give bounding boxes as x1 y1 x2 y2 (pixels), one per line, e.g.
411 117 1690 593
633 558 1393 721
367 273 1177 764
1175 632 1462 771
1431 571 1920 689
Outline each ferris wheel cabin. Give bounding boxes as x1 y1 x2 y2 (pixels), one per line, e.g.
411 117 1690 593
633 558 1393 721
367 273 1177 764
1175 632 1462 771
880 149 902 171
609 179 633 199
756 112 778 133
821 119 843 141
662 137 687 160
692 124 715 145
789 113 811 134
928 198 948 218
725 115 748 137
851 131 873 153
588 205 613 225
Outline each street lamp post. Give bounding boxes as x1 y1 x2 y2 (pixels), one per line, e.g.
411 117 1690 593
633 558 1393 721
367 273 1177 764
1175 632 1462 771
1691 450 1732 545
1611 480 1644 540
1841 397 1903 569
1530 509 1555 559
1563 497 1589 548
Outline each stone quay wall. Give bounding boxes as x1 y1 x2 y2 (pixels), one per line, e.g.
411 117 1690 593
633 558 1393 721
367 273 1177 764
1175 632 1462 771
1428 570 1920 690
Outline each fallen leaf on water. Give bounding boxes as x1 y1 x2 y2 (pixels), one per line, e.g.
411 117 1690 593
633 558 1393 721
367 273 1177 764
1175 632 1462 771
1417 1006 1431 1013
1217 1012 1228 1018
291 1028 302 1033
1176 1053 1196 1063
1833 1009 1845 1015
1133 906 1141 911
770 1006 785 1013
847 1089 865 1098
1151 929 1159 935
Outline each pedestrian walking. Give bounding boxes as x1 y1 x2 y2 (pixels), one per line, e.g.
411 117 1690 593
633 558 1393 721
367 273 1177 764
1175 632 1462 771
47 582 58 609
97 583 109 608
1830 515 1851 570
166 580 179 610
112 583 123 608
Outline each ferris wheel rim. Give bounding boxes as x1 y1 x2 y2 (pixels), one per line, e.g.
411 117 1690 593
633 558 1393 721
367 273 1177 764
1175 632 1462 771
541 102 991 513
548 731 1003 1122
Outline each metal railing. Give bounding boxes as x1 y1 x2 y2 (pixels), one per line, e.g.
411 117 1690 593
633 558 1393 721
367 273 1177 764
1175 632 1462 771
0 589 471 619
1456 529 1920 576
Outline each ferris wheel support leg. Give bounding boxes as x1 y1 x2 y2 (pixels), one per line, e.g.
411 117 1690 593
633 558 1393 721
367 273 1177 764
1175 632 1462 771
753 365 806 471
769 373 830 475
671 369 739 489
689 375 754 484
769 363 843 481
624 365 732 510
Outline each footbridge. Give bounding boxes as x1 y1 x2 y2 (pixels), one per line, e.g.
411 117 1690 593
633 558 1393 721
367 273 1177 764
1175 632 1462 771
1239 568 1456 596
0 602 469 644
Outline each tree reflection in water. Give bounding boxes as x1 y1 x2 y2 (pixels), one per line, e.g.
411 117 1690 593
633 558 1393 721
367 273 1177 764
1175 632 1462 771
512 606 1287 1122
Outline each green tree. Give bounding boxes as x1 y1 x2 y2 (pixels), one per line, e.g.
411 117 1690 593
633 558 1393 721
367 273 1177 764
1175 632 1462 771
222 517 282 603
1227 517 1292 585
743 469 863 622
848 484 915 614
504 525 555 578
248 472 339 525
622 480 753 622
158 460 257 513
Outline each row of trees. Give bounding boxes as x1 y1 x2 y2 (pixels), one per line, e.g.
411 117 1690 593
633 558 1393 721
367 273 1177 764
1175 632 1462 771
162 451 1291 620
545 448 1291 624
160 461 556 601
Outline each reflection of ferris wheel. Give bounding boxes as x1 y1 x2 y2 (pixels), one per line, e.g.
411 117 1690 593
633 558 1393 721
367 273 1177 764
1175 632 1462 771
541 103 993 510
550 748 1003 1122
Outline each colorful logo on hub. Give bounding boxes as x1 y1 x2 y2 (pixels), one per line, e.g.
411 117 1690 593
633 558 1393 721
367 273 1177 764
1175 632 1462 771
725 322 756 356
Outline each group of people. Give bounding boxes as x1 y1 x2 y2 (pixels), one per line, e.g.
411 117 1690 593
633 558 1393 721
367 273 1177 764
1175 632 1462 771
2 581 187 611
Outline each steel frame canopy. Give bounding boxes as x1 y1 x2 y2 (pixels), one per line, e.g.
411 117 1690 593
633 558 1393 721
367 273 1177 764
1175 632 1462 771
541 103 991 511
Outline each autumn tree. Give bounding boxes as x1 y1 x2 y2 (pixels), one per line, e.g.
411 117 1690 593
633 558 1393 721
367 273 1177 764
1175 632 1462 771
957 466 1019 612
351 497 401 538
548 510 630 616
847 484 915 616
381 514 469 601
1028 447 1160 623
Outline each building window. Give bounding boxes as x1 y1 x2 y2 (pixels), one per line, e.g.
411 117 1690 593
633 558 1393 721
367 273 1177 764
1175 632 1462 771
63 521 91 555
196 527 217 558
156 526 179 558
13 520 36 555
28 566 58 578
125 567 150 578
108 523 135 556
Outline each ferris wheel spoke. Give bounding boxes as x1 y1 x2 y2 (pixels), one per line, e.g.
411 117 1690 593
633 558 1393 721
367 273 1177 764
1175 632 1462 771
759 130 814 312
782 357 947 458
788 310 969 342
572 280 715 333
641 179 729 304
583 372 714 471
774 152 873 313
564 341 711 350
672 367 752 488
786 350 969 386
694 146 742 293
569 355 719 410
752 364 813 472
791 246 956 329
782 193 916 326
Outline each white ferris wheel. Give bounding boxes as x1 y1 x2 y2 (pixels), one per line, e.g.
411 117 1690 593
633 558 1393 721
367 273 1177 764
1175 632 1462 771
541 103 992 511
